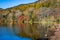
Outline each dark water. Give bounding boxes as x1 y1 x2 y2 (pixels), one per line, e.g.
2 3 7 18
0 26 32 40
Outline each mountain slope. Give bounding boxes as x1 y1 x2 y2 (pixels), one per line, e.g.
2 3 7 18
0 0 60 39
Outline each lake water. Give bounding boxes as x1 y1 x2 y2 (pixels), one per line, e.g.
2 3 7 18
0 26 32 40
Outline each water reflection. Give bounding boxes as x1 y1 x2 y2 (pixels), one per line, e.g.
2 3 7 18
0 26 32 40
0 23 49 38
0 20 57 40
0 26 14 36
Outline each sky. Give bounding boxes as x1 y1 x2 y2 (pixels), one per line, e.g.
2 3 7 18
0 0 37 9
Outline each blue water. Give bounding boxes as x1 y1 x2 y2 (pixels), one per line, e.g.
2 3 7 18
0 26 32 40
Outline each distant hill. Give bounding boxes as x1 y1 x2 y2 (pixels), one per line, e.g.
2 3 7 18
0 0 60 12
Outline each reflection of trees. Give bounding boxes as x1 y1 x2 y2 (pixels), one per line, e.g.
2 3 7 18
12 11 19 34
30 24 40 39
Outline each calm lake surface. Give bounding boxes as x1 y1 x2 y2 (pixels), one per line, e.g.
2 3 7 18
0 26 32 40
